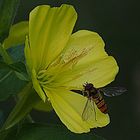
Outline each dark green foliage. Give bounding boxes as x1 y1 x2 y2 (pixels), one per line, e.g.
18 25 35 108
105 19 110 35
2 83 40 130
0 110 4 127
0 45 28 101
0 123 106 140
7 45 24 62
0 69 27 101
0 0 20 43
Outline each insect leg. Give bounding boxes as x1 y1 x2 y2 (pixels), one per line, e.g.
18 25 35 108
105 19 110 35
82 99 89 121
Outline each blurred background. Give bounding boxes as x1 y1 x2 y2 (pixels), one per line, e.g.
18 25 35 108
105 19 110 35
2 0 140 139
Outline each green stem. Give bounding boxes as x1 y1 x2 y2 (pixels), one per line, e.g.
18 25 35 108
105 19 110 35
0 71 12 82
26 115 34 123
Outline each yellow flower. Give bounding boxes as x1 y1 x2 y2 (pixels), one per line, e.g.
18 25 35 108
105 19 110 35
24 4 119 133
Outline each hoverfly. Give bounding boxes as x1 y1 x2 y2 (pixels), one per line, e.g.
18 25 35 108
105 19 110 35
71 83 127 121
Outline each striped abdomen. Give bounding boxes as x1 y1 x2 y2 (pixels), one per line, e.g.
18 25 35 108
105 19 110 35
93 93 108 114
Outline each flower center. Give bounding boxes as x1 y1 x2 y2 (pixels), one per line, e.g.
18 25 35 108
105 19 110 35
37 70 54 86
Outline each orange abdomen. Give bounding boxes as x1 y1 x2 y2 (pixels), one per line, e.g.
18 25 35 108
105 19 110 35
93 93 108 114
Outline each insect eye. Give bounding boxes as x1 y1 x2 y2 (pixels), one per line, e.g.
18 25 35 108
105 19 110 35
83 83 94 91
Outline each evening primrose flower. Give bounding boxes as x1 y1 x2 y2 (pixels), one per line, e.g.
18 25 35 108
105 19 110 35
24 4 119 133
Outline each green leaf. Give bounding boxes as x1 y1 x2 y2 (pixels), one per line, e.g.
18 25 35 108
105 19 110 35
0 0 20 43
7 45 25 62
9 62 29 81
9 61 27 74
0 69 27 101
3 21 28 49
2 123 106 140
0 61 9 69
0 61 25 72
0 61 29 81
0 44 28 100
0 41 28 80
2 83 40 130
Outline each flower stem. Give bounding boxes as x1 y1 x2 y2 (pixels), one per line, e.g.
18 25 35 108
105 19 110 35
26 115 34 123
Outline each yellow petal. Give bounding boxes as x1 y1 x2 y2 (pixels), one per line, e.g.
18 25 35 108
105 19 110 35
61 30 107 66
3 21 28 49
43 30 107 81
49 30 118 89
24 38 46 101
44 88 109 133
54 56 118 89
29 4 77 72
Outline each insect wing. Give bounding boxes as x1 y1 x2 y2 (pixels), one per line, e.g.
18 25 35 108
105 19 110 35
100 87 127 97
82 99 96 121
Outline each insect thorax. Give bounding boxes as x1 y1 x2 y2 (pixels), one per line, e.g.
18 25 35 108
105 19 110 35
83 83 98 98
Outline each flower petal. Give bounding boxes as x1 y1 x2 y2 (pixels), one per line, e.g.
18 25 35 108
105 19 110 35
48 30 118 89
29 4 77 72
44 88 109 133
54 56 118 89
25 35 46 101
61 30 107 66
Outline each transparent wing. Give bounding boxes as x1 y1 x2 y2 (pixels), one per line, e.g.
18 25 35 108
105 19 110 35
99 87 127 97
82 99 96 121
